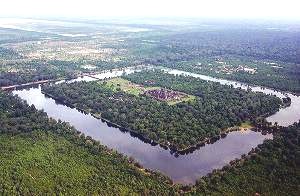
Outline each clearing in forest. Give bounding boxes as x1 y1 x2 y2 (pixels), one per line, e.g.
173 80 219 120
102 77 195 105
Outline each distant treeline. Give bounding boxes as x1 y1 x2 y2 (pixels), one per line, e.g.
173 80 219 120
141 29 300 64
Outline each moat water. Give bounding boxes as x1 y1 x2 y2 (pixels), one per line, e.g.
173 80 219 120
13 67 300 184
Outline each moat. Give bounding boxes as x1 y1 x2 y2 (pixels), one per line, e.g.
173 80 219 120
12 67 300 184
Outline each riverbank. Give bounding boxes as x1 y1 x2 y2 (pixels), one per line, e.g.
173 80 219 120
12 80 276 184
1 65 149 91
13 66 295 184
1 79 56 90
5 65 291 154
159 66 300 96
42 90 279 155
185 123 300 195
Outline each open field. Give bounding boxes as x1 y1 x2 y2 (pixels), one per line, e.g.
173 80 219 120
103 77 195 105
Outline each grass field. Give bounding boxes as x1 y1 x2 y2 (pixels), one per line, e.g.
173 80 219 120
102 78 195 105
167 94 195 105
240 121 253 129
103 78 159 96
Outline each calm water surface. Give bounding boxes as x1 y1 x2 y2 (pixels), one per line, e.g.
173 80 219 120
13 67 300 184
162 68 300 126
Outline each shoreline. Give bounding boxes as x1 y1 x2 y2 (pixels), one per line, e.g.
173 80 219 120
6 65 291 155
160 66 300 97
41 90 279 155
2 64 299 97
1 65 148 91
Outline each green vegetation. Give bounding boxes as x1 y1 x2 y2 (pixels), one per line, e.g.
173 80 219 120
138 28 300 65
0 60 78 87
239 121 253 129
161 57 300 94
128 27 300 93
190 122 300 196
0 47 22 59
104 77 159 96
42 71 281 150
103 77 195 105
0 91 173 195
1 20 299 194
0 90 299 195
1 22 299 93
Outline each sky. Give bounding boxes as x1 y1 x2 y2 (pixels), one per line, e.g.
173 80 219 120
0 0 299 20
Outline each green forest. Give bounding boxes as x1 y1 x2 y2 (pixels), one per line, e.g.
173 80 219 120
0 90 299 195
1 25 299 93
0 91 173 195
0 20 299 195
128 27 300 93
0 60 77 87
42 71 282 150
160 57 300 94
190 122 300 195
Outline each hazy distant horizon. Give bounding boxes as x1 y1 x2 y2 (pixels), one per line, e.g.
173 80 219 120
0 16 299 28
1 0 300 22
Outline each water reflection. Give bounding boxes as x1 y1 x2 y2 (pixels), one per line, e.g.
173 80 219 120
161 67 300 126
12 66 300 184
12 87 271 185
